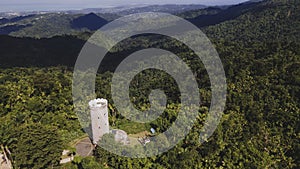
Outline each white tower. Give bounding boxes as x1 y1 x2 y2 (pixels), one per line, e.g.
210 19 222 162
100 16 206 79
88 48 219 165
89 98 109 145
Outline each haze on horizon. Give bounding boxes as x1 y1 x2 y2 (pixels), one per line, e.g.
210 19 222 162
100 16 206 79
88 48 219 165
0 0 249 12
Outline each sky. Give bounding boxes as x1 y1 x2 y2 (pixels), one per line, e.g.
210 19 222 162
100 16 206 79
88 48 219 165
0 0 249 12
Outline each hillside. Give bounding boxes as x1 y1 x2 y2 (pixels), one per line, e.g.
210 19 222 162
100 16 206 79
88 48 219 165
188 1 261 27
0 35 85 67
71 13 108 30
0 13 108 38
204 0 300 44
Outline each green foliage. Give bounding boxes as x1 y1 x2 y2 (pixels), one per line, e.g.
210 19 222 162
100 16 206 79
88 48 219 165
0 0 299 168
0 67 84 168
10 123 63 169
204 0 300 45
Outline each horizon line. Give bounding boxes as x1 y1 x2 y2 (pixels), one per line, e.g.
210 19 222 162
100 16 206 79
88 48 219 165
0 1 247 13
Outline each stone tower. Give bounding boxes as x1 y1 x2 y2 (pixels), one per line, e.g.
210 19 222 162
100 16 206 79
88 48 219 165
89 98 109 145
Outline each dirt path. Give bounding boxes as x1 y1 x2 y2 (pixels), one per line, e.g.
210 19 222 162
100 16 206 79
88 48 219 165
0 153 12 169
75 137 94 157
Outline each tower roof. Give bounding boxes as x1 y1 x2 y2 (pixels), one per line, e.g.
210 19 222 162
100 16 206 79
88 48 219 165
89 98 107 108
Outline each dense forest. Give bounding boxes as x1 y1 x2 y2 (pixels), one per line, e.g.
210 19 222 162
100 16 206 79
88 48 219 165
0 0 299 168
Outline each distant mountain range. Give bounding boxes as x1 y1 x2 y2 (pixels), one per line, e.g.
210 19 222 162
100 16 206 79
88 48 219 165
0 1 261 38
188 1 261 28
0 4 207 38
71 13 108 31
0 0 299 68
66 4 207 15
0 12 113 38
0 0 297 42
0 4 207 18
